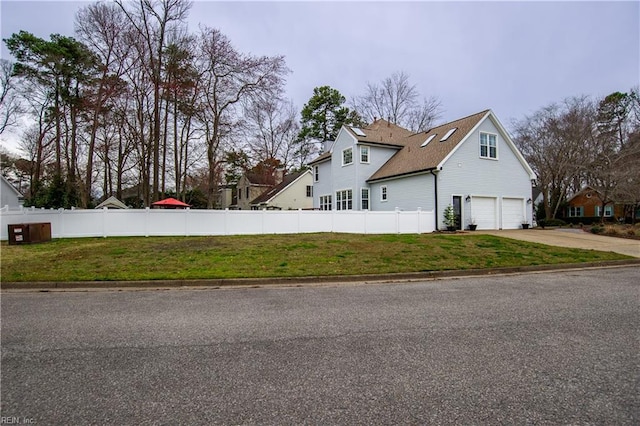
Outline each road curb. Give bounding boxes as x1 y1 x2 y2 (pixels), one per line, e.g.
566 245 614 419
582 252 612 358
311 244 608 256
2 259 639 291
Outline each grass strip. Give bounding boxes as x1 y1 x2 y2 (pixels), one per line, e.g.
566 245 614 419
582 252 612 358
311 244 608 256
0 233 630 282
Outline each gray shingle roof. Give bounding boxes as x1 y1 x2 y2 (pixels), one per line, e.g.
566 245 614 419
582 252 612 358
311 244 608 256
367 110 490 182
250 171 308 205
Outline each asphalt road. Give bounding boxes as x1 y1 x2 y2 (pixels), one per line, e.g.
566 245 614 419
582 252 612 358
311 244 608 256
2 267 639 425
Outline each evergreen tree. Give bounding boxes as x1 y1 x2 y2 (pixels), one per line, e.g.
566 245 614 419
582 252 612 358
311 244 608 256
298 86 362 144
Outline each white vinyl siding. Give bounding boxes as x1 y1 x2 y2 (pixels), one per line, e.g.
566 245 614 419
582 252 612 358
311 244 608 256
369 174 435 212
438 116 533 229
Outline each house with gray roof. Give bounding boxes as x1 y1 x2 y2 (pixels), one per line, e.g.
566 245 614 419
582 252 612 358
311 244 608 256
309 110 536 230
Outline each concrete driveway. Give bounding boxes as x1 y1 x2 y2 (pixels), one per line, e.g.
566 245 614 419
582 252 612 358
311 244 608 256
479 228 640 258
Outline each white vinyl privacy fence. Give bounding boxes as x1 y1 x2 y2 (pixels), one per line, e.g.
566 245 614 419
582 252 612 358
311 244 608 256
1 207 435 240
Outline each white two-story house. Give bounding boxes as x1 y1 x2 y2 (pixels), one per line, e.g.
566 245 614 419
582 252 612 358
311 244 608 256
309 110 536 230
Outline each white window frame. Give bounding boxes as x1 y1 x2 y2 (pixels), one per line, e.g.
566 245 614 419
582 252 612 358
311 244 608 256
336 189 353 210
360 146 369 163
595 205 613 217
361 188 369 210
480 132 498 159
342 147 353 166
319 195 332 211
313 165 319 182
306 185 313 197
381 185 388 202
568 206 583 217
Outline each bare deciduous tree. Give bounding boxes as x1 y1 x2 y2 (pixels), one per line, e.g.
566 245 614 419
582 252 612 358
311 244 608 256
116 0 192 203
242 96 301 171
513 96 596 219
0 59 23 135
352 71 441 132
195 26 288 207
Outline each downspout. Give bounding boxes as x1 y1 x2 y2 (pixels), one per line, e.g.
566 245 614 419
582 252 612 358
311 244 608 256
430 169 439 231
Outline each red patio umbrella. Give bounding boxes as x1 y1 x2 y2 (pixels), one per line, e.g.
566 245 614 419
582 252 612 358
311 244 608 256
151 197 191 209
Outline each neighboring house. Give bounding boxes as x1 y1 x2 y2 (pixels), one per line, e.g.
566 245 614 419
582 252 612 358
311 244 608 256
95 195 128 209
250 170 313 210
234 170 285 210
566 186 624 220
1 175 24 209
216 185 235 209
309 110 536 230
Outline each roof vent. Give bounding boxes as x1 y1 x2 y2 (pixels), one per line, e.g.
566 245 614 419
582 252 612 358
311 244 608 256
351 127 366 137
421 134 436 147
440 128 457 142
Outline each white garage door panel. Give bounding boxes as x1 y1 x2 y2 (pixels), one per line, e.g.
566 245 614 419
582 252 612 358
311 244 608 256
502 198 524 230
472 197 497 230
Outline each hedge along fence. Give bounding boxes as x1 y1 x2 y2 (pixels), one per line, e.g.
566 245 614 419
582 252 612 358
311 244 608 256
0 207 436 240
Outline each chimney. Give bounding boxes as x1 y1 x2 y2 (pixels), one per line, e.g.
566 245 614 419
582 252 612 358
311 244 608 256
275 167 285 184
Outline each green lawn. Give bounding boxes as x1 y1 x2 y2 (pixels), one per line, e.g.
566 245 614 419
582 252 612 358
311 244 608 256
0 233 630 282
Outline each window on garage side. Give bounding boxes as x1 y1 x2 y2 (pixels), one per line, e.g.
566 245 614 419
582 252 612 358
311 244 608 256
480 132 497 159
336 189 353 210
381 186 388 202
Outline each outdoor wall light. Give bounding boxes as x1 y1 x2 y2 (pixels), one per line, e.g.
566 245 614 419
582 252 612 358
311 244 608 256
527 198 532 204
465 195 471 202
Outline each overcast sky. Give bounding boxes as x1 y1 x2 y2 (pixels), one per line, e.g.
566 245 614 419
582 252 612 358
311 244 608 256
1 0 639 134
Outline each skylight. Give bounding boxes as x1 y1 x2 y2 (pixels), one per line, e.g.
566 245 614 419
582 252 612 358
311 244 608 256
440 128 457 141
351 127 366 137
420 134 436 147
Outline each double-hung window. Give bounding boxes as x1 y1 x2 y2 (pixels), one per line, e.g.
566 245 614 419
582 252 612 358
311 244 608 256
595 205 613 217
360 146 369 163
381 186 388 202
361 188 369 210
313 165 319 182
306 186 313 197
319 195 332 210
480 132 497 159
568 206 583 217
336 189 353 210
342 148 353 166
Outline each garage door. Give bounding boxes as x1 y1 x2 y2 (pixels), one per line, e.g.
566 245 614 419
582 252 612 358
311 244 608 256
471 197 497 230
502 198 524 230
